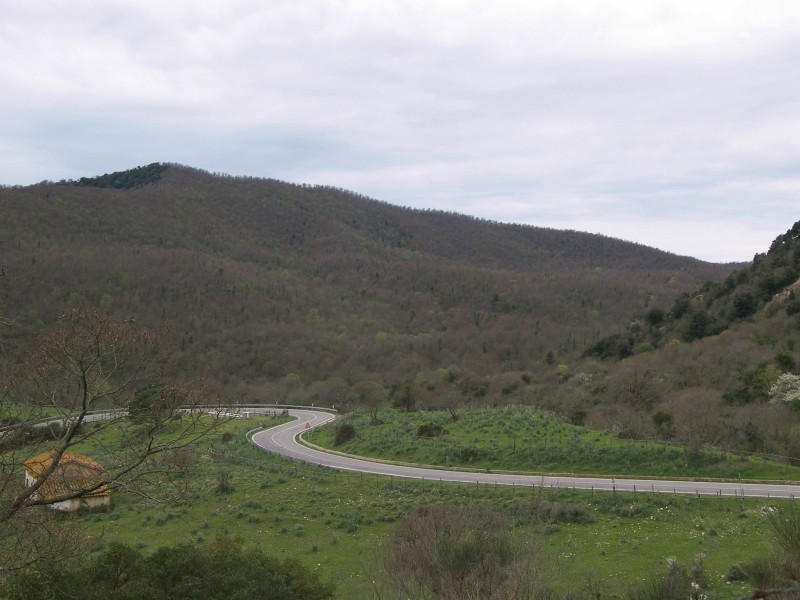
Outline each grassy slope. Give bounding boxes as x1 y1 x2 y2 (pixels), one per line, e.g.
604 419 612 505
306 408 800 481
70 417 785 598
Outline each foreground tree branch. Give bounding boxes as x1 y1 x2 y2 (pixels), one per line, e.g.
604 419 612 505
0 307 227 571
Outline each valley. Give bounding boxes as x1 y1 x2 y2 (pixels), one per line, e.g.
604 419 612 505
2 164 800 597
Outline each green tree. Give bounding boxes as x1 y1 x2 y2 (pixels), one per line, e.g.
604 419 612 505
732 292 757 319
683 309 713 341
652 410 675 439
0 539 335 600
129 382 168 420
750 363 784 398
645 308 665 327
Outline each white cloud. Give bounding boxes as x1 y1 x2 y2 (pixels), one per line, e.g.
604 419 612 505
1 0 799 262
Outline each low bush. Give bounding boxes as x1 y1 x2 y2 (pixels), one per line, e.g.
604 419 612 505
333 423 356 446
215 468 233 493
0 538 335 600
416 422 445 437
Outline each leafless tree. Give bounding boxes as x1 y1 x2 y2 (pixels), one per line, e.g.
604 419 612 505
667 387 726 460
434 388 462 422
377 501 548 600
0 307 225 572
354 380 387 424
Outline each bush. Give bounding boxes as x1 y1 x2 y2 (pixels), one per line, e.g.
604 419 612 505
457 446 482 463
415 422 445 437
511 498 595 526
0 538 335 600
725 563 748 582
381 502 547 600
215 469 233 493
625 555 709 600
333 423 356 446
767 505 800 557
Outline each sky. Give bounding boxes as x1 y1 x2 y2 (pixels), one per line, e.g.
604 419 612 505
2 1 799 263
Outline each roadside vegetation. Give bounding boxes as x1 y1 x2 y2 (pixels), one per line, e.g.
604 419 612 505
5 168 800 598
29 417 786 599
307 408 800 481
0 538 334 600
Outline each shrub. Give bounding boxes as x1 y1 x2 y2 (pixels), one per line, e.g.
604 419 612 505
415 422 445 438
742 555 778 589
767 505 800 562
625 555 709 600
333 423 356 446
458 447 481 462
381 502 547 600
215 469 233 494
725 563 748 582
0 538 335 600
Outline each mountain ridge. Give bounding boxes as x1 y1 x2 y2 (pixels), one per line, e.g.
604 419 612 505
0 163 741 428
14 162 734 268
0 165 735 380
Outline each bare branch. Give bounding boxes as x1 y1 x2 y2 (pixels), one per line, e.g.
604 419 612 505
1 307 228 570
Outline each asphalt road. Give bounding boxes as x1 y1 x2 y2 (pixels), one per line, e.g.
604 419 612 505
249 409 800 500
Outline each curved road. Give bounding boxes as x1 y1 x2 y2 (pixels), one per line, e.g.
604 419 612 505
250 409 800 500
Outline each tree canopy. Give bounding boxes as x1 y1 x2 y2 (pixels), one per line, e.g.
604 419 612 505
0 539 334 600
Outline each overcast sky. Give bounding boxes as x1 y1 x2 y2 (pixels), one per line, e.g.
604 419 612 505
2 1 799 262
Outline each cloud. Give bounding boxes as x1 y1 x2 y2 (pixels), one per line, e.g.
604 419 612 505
2 0 799 262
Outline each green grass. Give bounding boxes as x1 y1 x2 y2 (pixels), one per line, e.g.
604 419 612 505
67 415 794 598
545 491 774 597
306 407 800 481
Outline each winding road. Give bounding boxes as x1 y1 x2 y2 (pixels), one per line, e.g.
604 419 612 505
249 408 800 500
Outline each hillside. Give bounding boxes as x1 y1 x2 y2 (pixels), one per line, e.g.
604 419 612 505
1 164 731 405
569 220 800 461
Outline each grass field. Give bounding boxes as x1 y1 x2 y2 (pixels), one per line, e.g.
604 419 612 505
306 407 800 481
67 415 792 599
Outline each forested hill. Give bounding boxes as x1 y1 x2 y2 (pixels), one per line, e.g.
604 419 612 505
586 220 800 361
570 219 800 460
1 164 732 402
19 163 719 273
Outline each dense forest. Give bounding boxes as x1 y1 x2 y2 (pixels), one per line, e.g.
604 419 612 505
5 163 798 459
575 219 800 459
1 164 726 388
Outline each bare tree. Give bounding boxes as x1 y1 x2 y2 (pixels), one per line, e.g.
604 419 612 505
378 502 547 600
0 307 225 571
667 387 726 462
435 388 462 422
354 380 387 425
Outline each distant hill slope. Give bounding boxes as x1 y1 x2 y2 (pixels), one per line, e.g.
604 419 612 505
568 219 800 462
586 219 800 360
1 164 732 402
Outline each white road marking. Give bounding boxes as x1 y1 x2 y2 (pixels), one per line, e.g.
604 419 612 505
249 409 800 499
